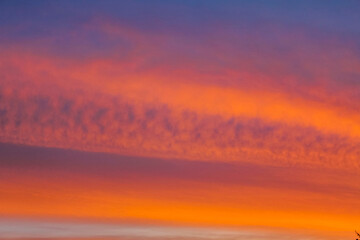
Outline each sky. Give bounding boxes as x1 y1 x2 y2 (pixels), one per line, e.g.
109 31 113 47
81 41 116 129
0 0 360 239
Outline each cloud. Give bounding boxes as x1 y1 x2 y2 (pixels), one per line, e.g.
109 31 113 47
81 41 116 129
0 3 360 238
0 16 359 171
0 219 342 240
1 54 360 169
0 143 359 232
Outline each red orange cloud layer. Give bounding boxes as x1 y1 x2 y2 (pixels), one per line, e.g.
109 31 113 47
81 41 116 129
1 26 360 169
0 143 359 236
1 17 360 239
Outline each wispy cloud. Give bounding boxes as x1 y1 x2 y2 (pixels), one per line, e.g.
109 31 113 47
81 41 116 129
0 219 338 240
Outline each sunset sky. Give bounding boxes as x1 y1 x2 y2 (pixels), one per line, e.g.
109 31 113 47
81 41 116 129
1 1 360 239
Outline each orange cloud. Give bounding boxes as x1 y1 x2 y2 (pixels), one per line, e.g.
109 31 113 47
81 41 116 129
0 144 359 234
1 47 360 169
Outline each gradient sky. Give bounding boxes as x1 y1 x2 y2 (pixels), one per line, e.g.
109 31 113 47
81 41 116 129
1 1 360 239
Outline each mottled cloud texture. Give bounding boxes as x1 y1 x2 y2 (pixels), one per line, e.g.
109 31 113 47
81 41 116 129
1 23 360 169
0 1 360 239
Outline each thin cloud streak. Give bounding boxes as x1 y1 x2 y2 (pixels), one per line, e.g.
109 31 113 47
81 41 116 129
0 219 340 240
